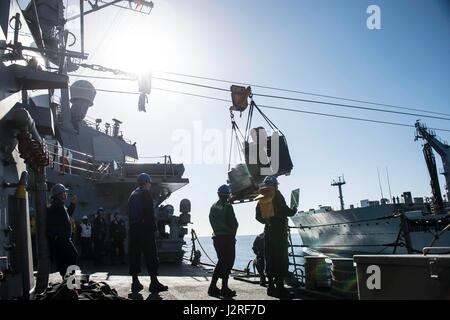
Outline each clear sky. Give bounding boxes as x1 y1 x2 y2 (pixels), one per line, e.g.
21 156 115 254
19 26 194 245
59 0 449 235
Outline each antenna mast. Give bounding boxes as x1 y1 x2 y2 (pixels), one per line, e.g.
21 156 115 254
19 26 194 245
386 166 392 201
377 167 384 200
331 175 346 211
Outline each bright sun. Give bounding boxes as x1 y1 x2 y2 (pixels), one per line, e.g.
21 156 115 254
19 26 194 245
100 7 180 76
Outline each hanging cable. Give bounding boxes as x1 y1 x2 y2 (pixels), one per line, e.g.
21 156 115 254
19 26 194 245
153 76 230 92
69 73 133 80
154 70 450 117
252 92 450 122
71 73 450 121
228 111 245 170
92 87 450 132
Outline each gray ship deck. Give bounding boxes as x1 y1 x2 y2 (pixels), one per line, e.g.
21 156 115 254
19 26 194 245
47 262 283 300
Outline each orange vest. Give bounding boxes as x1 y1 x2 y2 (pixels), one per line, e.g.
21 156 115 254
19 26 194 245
257 186 276 219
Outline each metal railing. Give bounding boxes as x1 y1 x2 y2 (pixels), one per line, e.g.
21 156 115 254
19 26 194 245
46 140 181 182
46 141 105 180
287 227 305 286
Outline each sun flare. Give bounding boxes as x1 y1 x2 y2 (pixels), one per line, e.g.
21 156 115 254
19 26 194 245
100 11 180 76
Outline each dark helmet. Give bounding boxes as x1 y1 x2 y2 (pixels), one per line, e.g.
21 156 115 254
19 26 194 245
217 184 231 194
137 173 152 184
51 183 69 197
263 176 279 187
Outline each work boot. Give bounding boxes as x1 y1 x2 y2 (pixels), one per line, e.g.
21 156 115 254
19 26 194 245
149 281 168 293
131 282 144 293
208 286 221 297
276 287 294 299
259 277 266 287
220 287 237 298
267 286 277 297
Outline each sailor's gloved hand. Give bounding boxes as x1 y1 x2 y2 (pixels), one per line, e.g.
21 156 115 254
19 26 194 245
71 195 78 204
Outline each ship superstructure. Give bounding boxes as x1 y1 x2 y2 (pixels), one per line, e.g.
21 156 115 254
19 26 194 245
0 0 190 299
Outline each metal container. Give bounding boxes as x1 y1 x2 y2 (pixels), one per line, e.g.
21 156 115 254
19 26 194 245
304 256 331 290
228 163 256 195
354 254 450 300
267 132 293 176
330 258 358 299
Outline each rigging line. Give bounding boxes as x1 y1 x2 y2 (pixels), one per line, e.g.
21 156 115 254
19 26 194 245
83 6 124 68
72 73 450 121
69 73 133 80
257 103 430 130
96 88 139 94
93 87 450 132
71 72 230 92
155 88 450 132
155 70 450 117
138 156 167 158
253 92 450 121
227 124 234 171
95 86 230 101
191 231 217 266
152 76 230 92
98 0 150 13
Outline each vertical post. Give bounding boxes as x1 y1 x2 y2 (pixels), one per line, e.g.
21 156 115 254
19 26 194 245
12 172 34 299
338 184 344 211
377 167 384 200
287 227 297 279
34 169 50 294
331 176 346 211
399 213 413 254
80 0 84 55
13 13 20 46
386 167 392 202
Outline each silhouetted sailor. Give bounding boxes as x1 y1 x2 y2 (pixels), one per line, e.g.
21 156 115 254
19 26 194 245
252 232 266 286
128 173 168 293
255 176 296 299
208 184 238 298
47 183 78 278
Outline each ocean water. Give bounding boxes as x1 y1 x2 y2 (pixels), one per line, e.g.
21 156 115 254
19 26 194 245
194 233 305 272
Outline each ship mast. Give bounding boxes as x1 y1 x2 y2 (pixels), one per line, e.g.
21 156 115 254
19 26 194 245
331 175 346 211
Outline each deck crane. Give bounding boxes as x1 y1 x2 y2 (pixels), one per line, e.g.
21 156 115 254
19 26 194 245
415 121 450 213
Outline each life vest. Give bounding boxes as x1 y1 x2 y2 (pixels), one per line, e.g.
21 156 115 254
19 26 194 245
257 186 276 219
209 200 235 236
80 222 92 238
60 155 70 173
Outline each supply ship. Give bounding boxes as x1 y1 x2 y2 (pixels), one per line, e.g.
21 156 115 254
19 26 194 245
291 122 450 256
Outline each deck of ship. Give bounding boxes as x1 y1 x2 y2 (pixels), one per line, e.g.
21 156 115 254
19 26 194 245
47 261 283 300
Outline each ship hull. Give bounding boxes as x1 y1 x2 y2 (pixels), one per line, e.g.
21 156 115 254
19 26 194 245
291 204 450 257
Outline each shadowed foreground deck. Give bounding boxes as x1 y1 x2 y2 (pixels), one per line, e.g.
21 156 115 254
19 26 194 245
47 262 284 300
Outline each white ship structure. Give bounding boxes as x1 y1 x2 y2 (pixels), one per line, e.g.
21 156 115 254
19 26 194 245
291 122 450 257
